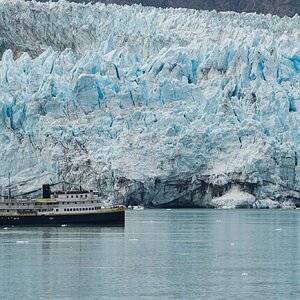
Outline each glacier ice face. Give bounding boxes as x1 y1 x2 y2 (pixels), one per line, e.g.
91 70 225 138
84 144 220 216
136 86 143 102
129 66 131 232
1 0 300 207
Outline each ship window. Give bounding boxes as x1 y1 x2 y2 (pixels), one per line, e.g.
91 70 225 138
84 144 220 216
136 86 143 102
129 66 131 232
7 210 9 212
67 196 69 198
62 202 65 205
91 201 93 203
56 209 58 212
85 195 87 197
64 209 66 211
67 202 69 204
75 202 77 204
71 196 73 198
76 195 78 198
80 195 82 198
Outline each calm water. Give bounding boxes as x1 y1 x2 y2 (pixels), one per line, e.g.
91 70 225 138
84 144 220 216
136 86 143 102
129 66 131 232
0 209 300 299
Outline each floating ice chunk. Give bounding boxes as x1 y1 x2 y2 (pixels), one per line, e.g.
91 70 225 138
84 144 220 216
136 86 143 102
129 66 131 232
133 205 144 210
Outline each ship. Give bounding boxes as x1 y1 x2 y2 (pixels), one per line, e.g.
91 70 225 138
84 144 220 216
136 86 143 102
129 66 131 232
0 184 125 226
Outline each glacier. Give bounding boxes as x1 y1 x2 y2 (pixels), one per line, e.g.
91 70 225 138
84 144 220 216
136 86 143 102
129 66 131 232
1 0 300 208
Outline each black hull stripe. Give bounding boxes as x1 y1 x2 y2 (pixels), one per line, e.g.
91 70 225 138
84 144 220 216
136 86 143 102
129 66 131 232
0 211 125 226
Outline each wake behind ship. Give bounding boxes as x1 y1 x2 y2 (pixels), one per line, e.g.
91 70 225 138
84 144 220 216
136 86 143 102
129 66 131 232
0 185 125 226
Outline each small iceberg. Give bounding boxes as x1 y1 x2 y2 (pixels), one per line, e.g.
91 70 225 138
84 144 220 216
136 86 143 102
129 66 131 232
127 205 144 210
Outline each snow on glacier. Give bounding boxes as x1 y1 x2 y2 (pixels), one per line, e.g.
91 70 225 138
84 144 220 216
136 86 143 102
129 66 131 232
0 0 300 207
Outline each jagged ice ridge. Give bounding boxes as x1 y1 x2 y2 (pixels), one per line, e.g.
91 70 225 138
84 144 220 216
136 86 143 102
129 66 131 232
1 0 300 208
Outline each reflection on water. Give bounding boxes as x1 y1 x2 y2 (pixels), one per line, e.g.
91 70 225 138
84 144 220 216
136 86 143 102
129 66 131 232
0 210 300 299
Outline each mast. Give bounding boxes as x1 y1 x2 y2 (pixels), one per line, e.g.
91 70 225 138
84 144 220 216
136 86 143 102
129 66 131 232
8 172 11 199
57 160 60 189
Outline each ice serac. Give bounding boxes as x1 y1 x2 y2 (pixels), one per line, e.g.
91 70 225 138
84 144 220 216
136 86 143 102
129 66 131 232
1 0 300 208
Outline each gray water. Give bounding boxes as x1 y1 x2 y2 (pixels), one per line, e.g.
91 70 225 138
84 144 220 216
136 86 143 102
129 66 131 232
0 209 300 300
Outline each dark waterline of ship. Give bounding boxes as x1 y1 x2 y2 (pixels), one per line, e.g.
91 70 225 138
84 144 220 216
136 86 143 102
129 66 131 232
0 209 300 299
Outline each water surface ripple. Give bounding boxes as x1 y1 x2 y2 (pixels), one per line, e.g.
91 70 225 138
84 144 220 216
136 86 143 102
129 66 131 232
0 209 299 299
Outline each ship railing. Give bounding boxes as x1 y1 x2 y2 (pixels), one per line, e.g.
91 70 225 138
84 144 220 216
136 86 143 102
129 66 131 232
0 202 59 209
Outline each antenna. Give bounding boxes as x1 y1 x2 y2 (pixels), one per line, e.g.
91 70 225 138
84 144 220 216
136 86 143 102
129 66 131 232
8 172 11 199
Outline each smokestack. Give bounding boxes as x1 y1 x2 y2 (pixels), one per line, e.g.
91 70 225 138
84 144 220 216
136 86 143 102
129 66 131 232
42 184 51 199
